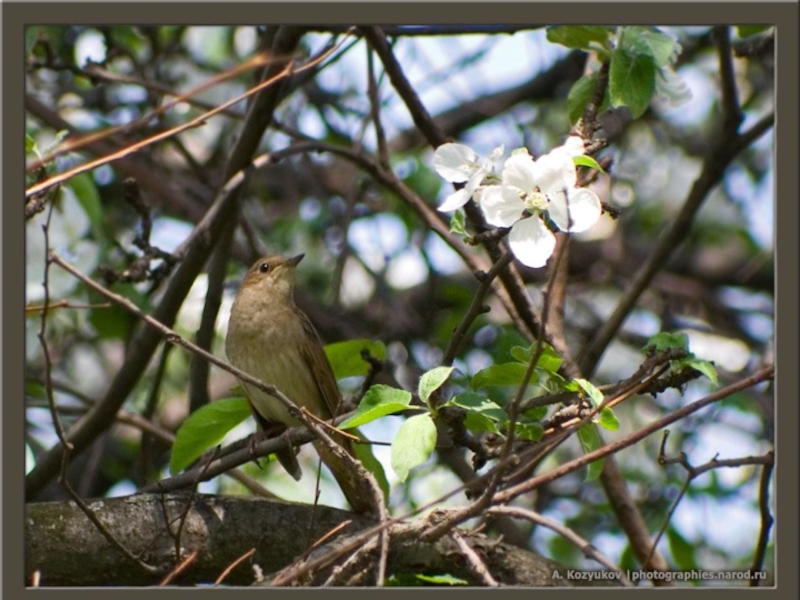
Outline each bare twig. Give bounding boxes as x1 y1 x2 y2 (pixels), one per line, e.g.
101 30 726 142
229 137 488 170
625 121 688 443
215 548 256 586
750 452 774 585
489 506 631 585
442 252 513 365
646 432 774 572
26 299 111 313
26 54 269 172
138 343 171 485
170 447 221 563
495 365 774 503
35 201 160 575
450 529 499 587
25 36 351 198
159 550 199 586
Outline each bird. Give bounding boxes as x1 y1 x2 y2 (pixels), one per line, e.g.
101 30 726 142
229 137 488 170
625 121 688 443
225 254 372 513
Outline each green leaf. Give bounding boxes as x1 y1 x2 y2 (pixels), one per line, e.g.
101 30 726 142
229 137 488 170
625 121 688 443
449 209 467 235
26 133 38 155
567 74 598 125
620 545 636 572
352 431 391 501
338 384 413 429
573 155 605 173
26 380 49 403
387 573 469 587
472 362 536 390
68 173 105 242
546 26 614 52
608 47 656 119
645 331 690 353
577 424 605 481
88 301 135 340
391 413 437 482
324 339 387 380
524 405 548 421
42 130 69 156
575 378 604 407
448 392 507 432
419 366 455 405
684 358 719 386
509 345 530 364
414 574 469 586
510 344 563 373
516 422 544 442
170 397 252 474
667 526 697 571
621 26 679 67
737 25 770 38
462 411 500 434
595 407 620 432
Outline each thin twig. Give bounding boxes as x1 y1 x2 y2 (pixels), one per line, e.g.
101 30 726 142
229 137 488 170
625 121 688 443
450 529 500 587
36 201 160 575
749 452 774 585
26 299 111 313
494 365 774 504
139 343 172 486
489 506 631 585
215 548 256 586
421 234 567 542
442 252 513 365
646 433 774 572
171 447 221 563
26 31 353 199
366 45 390 170
26 54 267 172
159 550 199 586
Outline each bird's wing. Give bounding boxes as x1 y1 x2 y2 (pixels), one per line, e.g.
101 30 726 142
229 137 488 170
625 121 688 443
297 308 342 419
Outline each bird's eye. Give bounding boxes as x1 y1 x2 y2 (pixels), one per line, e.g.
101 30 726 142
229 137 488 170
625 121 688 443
258 262 270 273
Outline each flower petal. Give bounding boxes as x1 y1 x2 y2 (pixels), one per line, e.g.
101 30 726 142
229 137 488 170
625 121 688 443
434 143 476 183
501 152 538 194
508 217 556 268
536 149 577 194
464 168 486 197
480 185 523 227
549 188 602 232
488 145 506 162
438 188 471 212
558 136 586 157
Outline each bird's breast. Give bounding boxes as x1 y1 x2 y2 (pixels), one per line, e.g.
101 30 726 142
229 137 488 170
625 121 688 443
226 303 326 426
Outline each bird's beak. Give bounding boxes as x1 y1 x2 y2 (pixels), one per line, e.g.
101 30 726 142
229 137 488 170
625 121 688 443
288 254 305 267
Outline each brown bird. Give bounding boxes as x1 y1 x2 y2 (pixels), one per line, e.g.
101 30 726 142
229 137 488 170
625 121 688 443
225 254 372 513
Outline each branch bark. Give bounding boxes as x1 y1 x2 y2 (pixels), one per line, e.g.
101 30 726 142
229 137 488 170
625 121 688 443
26 493 601 587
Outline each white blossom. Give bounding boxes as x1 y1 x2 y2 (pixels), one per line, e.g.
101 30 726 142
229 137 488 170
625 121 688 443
434 143 504 212
479 138 601 268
